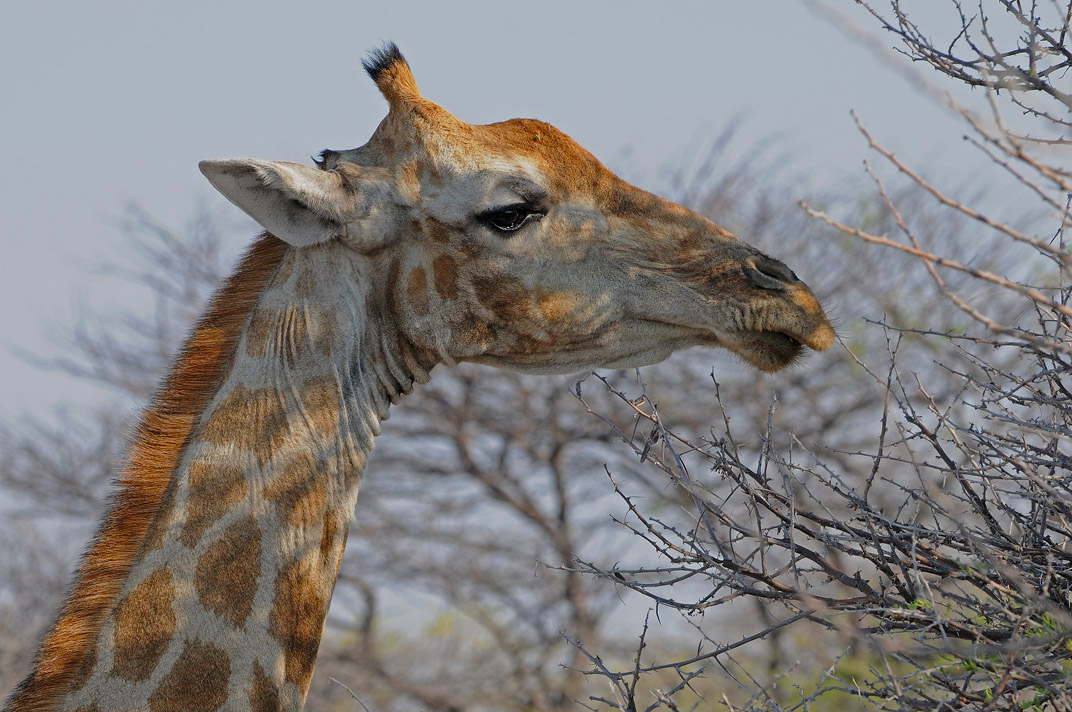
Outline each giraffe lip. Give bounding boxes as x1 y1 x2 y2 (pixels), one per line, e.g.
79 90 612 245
726 330 806 372
731 318 835 355
765 330 805 350
652 320 813 367
750 330 806 353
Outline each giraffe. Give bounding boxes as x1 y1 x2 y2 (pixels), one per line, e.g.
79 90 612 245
5 44 834 712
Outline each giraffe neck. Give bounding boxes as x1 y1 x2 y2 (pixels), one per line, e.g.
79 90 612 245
50 243 433 712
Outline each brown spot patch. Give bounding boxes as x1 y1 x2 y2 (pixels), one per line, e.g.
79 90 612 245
147 639 230 712
286 475 327 530
299 378 340 440
470 273 548 353
537 291 576 323
319 514 338 561
320 515 348 582
432 255 459 301
458 313 494 349
406 266 429 314
71 705 101 712
263 454 315 504
456 236 482 259
194 515 261 627
250 660 280 712
199 386 290 467
386 257 402 294
111 568 176 682
181 461 248 548
407 217 422 236
472 273 530 323
426 217 450 243
269 556 331 692
263 455 327 529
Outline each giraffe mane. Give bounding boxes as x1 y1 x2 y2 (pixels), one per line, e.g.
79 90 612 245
5 235 289 712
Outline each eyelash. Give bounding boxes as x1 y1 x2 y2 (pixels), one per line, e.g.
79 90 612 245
477 203 545 233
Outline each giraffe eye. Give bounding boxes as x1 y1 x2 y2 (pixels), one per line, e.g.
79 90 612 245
479 204 544 233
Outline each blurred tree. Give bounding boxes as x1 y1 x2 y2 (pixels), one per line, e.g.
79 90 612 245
569 1 1072 709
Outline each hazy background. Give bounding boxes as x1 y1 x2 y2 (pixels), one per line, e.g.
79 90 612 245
0 0 975 418
6 4 1062 708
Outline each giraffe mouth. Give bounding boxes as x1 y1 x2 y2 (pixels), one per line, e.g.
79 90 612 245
724 321 835 372
730 331 805 372
630 317 823 373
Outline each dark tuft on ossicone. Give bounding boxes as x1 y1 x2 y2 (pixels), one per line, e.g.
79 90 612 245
363 42 406 83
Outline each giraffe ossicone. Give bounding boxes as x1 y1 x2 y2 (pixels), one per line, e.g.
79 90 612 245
6 44 834 712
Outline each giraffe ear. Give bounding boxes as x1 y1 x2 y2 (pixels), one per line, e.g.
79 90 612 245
199 159 357 247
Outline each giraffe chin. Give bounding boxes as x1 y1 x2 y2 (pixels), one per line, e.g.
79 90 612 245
729 331 807 373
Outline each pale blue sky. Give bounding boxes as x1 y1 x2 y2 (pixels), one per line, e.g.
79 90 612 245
0 1 973 417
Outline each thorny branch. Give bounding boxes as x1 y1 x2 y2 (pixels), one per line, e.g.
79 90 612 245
567 2 1072 710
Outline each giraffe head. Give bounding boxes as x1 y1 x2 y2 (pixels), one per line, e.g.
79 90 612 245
201 44 833 374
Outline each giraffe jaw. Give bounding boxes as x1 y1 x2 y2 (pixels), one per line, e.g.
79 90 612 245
597 328 820 373
467 316 833 375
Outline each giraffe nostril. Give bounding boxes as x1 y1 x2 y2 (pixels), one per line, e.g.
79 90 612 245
759 255 798 282
744 256 796 292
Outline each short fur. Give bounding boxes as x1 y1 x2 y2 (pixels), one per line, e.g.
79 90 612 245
4 236 288 712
